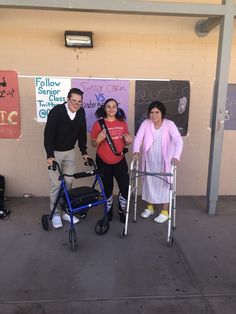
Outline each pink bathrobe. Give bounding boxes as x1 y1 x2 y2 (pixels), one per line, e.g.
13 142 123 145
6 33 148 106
133 118 183 173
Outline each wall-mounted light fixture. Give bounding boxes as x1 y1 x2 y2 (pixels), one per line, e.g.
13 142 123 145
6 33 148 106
64 31 93 48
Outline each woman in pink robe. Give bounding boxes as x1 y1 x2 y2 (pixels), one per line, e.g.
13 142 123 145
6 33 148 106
133 101 183 223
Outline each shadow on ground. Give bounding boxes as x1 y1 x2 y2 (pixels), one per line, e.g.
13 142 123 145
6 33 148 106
0 196 236 314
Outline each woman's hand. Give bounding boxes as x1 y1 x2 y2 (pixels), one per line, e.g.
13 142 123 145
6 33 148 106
91 130 106 147
123 133 133 146
97 129 107 143
171 158 179 165
132 152 139 160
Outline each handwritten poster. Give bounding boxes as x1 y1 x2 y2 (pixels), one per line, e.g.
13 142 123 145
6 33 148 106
135 80 190 136
71 79 130 132
0 70 21 138
35 77 71 122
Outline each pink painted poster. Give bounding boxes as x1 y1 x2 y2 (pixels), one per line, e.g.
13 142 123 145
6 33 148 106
0 71 21 138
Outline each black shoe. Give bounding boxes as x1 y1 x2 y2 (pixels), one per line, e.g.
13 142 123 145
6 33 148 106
117 210 125 224
107 208 113 221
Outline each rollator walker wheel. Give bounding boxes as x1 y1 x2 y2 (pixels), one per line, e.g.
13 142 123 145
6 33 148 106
69 228 77 252
95 218 109 235
41 214 50 231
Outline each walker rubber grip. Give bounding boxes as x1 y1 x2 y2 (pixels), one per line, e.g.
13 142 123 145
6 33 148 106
84 158 95 167
74 169 100 179
48 160 58 171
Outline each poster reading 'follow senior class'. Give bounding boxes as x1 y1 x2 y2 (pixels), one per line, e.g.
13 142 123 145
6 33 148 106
35 77 71 122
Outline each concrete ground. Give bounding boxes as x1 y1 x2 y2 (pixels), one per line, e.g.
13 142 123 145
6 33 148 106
0 196 236 314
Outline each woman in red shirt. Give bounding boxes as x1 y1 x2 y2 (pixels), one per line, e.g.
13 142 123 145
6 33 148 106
91 98 133 223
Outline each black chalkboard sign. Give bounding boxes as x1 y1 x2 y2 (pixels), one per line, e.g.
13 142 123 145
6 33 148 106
135 80 190 136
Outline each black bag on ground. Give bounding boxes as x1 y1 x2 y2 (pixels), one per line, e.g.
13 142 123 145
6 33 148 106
0 175 11 220
0 175 5 199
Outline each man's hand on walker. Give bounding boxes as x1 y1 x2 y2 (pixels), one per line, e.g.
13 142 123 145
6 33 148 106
82 154 89 161
47 157 55 166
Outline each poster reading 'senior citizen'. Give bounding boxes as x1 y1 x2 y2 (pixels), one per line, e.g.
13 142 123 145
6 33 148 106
72 79 130 132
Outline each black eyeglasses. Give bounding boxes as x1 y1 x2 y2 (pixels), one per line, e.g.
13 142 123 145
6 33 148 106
70 99 83 105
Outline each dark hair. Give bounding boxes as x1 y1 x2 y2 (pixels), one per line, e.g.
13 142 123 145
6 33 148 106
95 98 126 121
67 88 84 99
148 101 166 118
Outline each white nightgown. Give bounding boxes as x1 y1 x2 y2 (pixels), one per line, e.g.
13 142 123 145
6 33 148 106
142 127 169 204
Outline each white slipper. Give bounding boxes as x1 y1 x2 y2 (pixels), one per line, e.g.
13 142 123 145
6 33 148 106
141 209 154 219
154 213 168 223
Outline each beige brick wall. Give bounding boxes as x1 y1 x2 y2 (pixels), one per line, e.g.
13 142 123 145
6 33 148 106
0 8 235 196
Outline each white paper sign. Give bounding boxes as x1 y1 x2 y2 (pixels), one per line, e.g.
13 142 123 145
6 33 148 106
35 77 71 122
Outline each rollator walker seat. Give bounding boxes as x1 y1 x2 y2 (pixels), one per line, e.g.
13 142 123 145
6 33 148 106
121 158 177 247
41 158 109 252
65 186 101 208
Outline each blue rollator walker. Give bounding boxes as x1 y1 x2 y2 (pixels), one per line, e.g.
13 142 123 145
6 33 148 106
41 158 109 251
121 158 177 247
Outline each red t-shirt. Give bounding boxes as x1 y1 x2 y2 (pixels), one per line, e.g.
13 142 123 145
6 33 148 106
91 119 129 164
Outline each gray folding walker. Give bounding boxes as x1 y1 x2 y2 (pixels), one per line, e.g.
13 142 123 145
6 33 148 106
120 158 177 246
